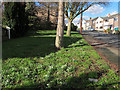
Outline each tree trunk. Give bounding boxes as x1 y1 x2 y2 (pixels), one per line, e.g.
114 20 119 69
80 12 83 34
66 20 72 36
55 1 64 49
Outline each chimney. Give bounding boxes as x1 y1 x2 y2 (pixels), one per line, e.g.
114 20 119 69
108 14 110 17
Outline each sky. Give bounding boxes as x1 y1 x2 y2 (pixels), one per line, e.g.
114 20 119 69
35 2 119 24
71 2 119 24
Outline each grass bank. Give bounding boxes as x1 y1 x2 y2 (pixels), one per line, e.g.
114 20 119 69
2 30 119 88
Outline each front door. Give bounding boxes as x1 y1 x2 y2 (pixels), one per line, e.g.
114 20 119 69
110 25 112 29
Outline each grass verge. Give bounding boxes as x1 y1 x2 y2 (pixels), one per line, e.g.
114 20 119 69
2 30 119 88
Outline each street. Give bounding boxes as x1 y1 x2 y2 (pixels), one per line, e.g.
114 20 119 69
81 30 120 66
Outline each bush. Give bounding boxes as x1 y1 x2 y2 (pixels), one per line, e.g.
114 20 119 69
65 23 78 31
71 23 78 31
107 28 111 33
64 24 67 30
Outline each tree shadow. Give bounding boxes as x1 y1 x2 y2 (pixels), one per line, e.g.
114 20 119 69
14 70 119 89
2 33 82 60
27 30 80 36
91 43 106 47
68 44 89 48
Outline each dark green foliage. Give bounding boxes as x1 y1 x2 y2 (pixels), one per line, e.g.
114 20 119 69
64 23 77 31
64 24 67 30
4 2 28 38
71 23 77 31
107 28 111 33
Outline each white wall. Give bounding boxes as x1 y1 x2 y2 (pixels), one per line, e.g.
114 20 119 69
75 20 86 30
95 17 104 31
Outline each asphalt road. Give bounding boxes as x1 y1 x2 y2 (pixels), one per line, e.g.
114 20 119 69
82 30 120 48
81 30 120 66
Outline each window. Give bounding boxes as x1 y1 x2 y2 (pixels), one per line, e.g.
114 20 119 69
105 19 108 22
114 18 118 21
87 22 89 26
96 27 98 29
100 26 103 29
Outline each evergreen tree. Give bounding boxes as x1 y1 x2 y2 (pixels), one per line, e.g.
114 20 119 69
4 2 28 38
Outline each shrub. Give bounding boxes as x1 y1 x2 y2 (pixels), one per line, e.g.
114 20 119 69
71 23 78 31
64 24 67 30
107 28 111 33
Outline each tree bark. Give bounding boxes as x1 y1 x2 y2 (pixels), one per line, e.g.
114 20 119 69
66 20 72 36
55 1 64 49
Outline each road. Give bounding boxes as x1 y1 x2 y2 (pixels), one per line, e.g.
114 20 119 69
81 30 120 66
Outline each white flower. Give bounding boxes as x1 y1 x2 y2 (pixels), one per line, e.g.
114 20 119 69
49 66 53 69
61 64 67 68
80 41 83 43
47 83 49 86
41 57 44 59
60 82 62 84
45 75 49 77
88 78 98 82
6 80 9 82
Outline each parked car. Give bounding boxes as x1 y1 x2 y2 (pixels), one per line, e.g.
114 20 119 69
114 27 118 31
112 27 119 34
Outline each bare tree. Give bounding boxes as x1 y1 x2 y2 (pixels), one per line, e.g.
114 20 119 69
38 2 58 22
65 2 108 36
55 1 64 49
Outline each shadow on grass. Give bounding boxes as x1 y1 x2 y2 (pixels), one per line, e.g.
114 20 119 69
28 31 80 36
15 70 119 89
2 34 82 60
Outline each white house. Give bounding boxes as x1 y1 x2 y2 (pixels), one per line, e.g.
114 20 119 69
75 19 86 30
85 13 119 31
95 17 104 31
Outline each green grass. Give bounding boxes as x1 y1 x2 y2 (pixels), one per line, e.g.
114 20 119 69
2 30 120 88
2 30 80 60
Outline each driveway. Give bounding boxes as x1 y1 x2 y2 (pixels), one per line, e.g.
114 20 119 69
81 30 120 66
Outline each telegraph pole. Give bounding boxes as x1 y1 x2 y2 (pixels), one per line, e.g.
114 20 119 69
80 12 83 34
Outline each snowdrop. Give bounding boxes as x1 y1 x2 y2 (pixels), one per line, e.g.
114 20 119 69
88 78 98 82
41 57 44 59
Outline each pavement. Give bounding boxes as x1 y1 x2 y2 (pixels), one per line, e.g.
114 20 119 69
80 30 120 66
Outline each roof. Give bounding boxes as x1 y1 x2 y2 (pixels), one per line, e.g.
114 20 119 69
85 17 98 22
86 13 119 22
101 13 119 20
92 17 99 21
